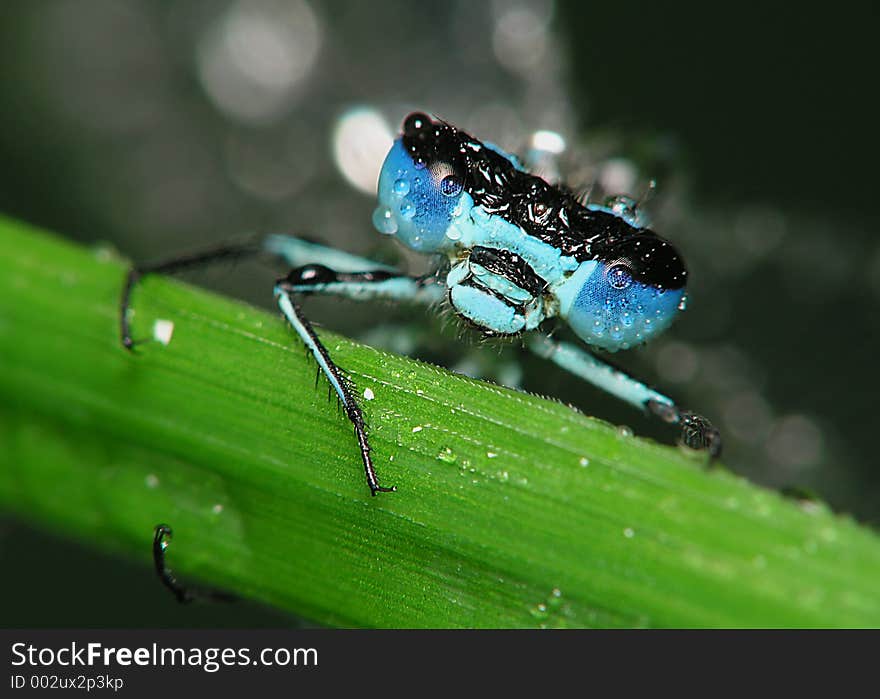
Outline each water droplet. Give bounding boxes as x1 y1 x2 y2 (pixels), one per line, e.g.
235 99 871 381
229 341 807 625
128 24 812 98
623 527 635 538
412 425 423 433
617 425 633 438
399 201 416 220
436 447 457 464
372 206 398 235
579 457 590 467
446 227 462 241
608 264 632 290
212 503 224 515
678 296 688 311
414 158 427 170
486 451 498 459
392 178 410 195
440 174 463 197
145 474 159 489
530 603 549 621
363 388 375 401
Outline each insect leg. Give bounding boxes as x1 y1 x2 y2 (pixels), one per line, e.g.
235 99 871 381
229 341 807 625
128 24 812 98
121 234 413 349
273 267 442 495
120 238 264 350
153 524 236 604
527 334 722 458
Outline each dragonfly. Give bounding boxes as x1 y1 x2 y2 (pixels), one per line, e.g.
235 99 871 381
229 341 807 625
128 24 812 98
120 112 721 497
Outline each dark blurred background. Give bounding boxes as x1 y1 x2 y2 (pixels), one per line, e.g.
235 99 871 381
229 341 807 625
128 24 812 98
1 0 877 626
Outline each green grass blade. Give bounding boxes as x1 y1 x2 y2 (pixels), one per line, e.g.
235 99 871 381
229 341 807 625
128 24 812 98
1 215 878 627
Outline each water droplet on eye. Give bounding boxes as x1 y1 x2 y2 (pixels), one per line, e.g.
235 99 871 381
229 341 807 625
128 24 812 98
393 178 410 195
621 310 633 327
608 264 632 290
414 158 427 170
372 206 398 235
400 201 416 220
440 174 463 197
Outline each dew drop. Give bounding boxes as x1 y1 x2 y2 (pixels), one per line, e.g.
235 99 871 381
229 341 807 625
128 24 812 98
579 457 590 467
617 425 634 438
530 603 549 621
440 174 463 197
372 206 398 235
608 264 632 290
436 447 457 464
412 425 423 433
392 178 410 195
623 527 635 538
446 227 462 241
399 201 416 220
486 451 498 459
363 387 375 400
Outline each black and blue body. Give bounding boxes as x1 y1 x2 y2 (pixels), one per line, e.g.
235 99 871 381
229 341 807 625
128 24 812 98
372 113 691 410
121 112 720 499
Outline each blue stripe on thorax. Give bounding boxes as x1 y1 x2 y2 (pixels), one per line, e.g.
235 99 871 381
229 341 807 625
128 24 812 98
446 197 580 284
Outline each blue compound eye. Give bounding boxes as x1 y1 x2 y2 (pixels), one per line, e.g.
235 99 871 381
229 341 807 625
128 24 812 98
561 234 687 352
374 125 471 252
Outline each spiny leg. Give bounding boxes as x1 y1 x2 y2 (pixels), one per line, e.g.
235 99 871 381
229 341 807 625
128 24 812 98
274 266 442 495
527 334 721 458
120 234 413 349
153 524 236 604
